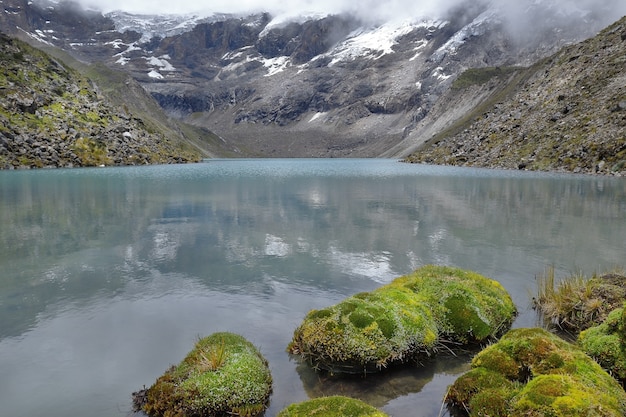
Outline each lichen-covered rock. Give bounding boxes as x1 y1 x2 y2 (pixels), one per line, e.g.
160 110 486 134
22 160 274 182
578 304 626 386
287 265 516 374
447 327 626 417
139 332 272 417
277 396 389 417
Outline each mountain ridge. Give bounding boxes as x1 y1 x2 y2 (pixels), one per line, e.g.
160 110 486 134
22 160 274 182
0 32 234 169
1 0 624 170
405 16 626 175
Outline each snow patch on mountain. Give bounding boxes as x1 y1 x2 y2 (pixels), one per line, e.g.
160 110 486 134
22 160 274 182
106 10 222 42
146 55 176 71
431 9 497 63
325 19 442 65
147 69 163 79
263 56 290 76
258 11 329 37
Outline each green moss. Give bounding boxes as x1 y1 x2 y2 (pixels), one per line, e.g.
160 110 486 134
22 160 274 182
277 396 389 417
447 327 626 417
71 137 111 166
578 305 626 385
288 265 516 374
447 367 515 412
142 332 272 417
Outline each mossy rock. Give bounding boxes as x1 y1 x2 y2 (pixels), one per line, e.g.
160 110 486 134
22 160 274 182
277 396 389 417
578 304 626 386
287 265 516 374
447 327 626 417
140 332 272 417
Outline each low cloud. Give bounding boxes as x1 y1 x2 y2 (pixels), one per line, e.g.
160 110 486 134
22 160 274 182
66 0 626 30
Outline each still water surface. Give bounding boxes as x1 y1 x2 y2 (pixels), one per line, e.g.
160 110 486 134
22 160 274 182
0 159 625 417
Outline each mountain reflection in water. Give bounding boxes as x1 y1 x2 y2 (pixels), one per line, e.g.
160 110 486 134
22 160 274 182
0 159 625 417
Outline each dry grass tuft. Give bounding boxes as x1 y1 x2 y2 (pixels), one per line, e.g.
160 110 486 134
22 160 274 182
533 266 626 332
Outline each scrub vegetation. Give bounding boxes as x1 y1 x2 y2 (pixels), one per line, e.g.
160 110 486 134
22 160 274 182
446 327 626 417
138 332 272 417
533 267 626 332
287 265 516 374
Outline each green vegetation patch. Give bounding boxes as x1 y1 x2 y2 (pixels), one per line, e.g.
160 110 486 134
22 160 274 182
446 327 626 417
578 304 626 386
277 396 389 417
534 267 626 332
287 265 516 374
141 332 272 417
451 66 521 90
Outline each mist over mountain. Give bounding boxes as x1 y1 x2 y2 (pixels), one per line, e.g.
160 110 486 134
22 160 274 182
1 0 624 168
49 0 626 28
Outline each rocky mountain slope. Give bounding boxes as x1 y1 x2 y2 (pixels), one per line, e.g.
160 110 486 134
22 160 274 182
2 0 623 161
405 16 626 175
0 33 234 169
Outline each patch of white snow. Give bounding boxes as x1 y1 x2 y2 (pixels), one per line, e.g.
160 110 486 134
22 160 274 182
262 56 290 76
309 112 327 123
147 69 164 79
146 56 176 71
325 19 440 65
431 10 496 63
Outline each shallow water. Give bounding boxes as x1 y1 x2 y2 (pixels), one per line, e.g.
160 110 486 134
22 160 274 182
0 159 625 417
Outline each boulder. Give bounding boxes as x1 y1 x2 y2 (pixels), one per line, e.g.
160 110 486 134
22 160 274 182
287 265 516 374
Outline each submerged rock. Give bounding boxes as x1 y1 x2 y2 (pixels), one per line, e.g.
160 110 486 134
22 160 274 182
578 303 626 387
446 327 626 417
287 265 516 374
277 396 389 417
136 332 272 417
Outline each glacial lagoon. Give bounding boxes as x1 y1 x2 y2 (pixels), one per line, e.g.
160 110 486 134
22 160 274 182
0 158 625 417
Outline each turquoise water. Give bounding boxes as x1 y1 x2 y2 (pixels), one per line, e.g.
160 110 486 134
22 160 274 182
0 159 625 417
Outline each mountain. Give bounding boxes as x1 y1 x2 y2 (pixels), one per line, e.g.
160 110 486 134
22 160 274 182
405 16 626 175
0 33 214 168
1 0 624 163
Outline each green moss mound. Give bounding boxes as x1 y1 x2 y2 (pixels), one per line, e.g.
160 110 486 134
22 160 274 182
288 265 516 374
277 396 389 417
578 304 626 386
141 332 272 417
447 328 626 417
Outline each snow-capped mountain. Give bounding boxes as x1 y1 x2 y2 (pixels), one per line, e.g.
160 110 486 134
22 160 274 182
1 0 623 157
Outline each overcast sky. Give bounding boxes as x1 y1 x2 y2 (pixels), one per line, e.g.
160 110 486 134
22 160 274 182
76 0 467 19
72 0 626 26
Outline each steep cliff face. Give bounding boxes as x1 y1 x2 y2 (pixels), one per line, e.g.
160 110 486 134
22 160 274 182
1 0 623 160
405 17 626 175
0 33 207 169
